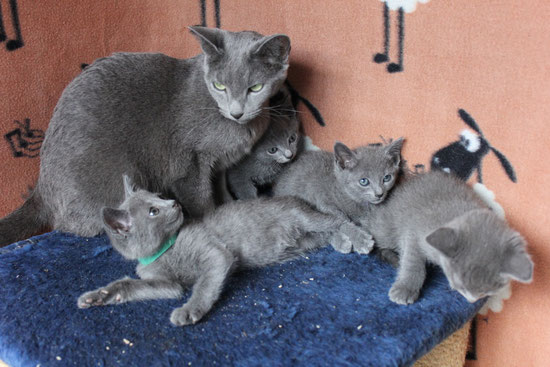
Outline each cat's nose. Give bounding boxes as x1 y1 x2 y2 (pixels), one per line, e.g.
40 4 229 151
231 111 244 120
172 201 180 208
284 150 293 159
375 193 384 199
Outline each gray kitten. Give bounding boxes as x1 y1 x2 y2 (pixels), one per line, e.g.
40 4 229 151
365 170 533 305
0 27 290 246
272 138 404 253
77 176 372 326
226 87 301 200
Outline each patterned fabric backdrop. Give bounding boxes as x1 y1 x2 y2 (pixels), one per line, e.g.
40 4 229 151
0 1 549 365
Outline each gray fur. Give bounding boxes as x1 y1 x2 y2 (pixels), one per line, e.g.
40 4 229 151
78 176 372 326
273 138 404 221
0 27 291 246
365 170 534 304
271 139 404 253
226 86 301 200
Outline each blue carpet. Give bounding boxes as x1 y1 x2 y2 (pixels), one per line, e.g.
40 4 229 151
0 232 483 367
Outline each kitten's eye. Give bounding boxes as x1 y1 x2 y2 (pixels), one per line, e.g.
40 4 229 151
383 174 392 183
249 83 263 92
213 82 226 91
359 178 370 186
288 133 297 143
149 207 160 216
268 147 278 154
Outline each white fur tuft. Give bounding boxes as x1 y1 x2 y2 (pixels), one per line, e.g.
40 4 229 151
381 0 431 13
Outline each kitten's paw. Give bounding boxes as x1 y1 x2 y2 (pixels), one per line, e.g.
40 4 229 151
389 283 420 305
331 232 353 254
77 288 123 308
338 222 375 255
170 304 205 326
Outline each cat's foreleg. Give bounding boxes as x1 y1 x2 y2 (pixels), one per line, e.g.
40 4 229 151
295 208 374 254
77 277 183 308
171 157 216 217
170 246 234 326
388 236 426 305
332 221 375 255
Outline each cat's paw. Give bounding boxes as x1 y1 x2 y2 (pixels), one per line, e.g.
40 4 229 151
389 283 420 305
170 304 206 326
77 288 123 308
331 232 353 254
337 222 375 255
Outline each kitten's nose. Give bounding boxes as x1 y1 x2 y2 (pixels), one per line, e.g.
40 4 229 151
375 193 384 199
172 201 180 209
231 111 244 120
284 149 293 159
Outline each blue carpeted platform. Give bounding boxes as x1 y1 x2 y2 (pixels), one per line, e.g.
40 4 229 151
0 232 483 367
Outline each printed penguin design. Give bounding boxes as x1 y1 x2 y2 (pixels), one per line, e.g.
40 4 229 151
373 0 430 73
431 109 517 183
0 0 24 51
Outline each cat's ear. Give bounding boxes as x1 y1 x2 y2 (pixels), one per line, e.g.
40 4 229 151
189 26 224 56
123 175 137 198
426 227 459 257
253 34 291 66
385 137 404 166
500 235 534 283
102 207 132 235
334 142 357 170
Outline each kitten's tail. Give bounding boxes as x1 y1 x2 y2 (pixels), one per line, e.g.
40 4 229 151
0 190 49 247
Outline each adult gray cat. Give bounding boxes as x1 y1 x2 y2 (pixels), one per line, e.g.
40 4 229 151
365 170 533 305
77 176 371 326
226 87 301 200
0 27 291 247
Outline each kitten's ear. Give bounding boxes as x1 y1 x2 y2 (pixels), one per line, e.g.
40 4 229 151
253 34 291 65
189 26 224 56
501 235 534 283
426 227 459 257
334 142 357 170
123 175 137 198
385 137 404 166
102 207 132 235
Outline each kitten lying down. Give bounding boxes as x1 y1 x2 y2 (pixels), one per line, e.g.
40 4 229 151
78 176 372 326
366 170 534 305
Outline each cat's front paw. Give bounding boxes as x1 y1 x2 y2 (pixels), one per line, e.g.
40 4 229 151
388 283 420 305
331 232 353 254
336 222 375 255
77 288 123 308
170 304 206 326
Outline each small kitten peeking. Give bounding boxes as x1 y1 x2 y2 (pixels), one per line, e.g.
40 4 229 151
78 176 372 326
365 170 533 305
226 87 301 200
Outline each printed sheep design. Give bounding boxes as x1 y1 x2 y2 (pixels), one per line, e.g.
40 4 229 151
373 0 430 72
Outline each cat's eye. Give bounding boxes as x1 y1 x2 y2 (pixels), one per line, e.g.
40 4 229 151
249 83 263 92
359 178 370 186
288 133 297 144
213 82 226 91
268 147 278 154
383 174 392 183
149 207 160 216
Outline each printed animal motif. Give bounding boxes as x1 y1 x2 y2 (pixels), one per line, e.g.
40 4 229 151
431 109 517 183
0 0 23 51
4 118 44 158
373 0 430 73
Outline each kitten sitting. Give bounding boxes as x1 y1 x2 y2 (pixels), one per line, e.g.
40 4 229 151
78 176 372 326
226 87 301 200
272 138 404 253
365 170 533 305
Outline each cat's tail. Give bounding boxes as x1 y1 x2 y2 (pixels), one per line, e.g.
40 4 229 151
0 190 49 247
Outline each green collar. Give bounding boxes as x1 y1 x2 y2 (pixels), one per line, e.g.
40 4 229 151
138 232 178 266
